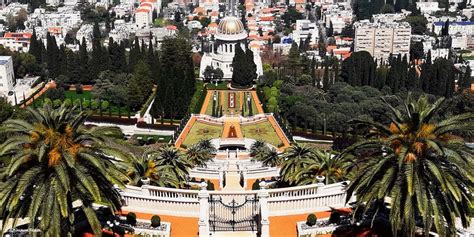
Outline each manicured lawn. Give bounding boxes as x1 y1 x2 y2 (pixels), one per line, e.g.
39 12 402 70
241 121 283 148
181 121 223 148
64 90 93 100
206 82 229 90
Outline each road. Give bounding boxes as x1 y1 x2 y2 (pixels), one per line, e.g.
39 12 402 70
84 122 175 136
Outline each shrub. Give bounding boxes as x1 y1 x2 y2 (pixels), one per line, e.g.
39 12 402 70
90 100 99 110
73 98 81 107
63 98 72 107
306 214 317 226
329 211 341 224
75 83 83 94
207 180 215 190
126 212 137 226
252 179 260 190
43 98 52 106
82 100 90 109
53 99 62 108
101 100 109 110
151 215 161 228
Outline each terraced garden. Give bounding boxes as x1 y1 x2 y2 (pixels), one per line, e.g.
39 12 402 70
181 121 223 148
241 121 284 148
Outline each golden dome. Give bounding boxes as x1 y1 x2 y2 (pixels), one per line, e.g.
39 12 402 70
217 16 245 35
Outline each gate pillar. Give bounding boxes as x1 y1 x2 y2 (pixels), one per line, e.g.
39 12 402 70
198 182 210 237
258 182 270 237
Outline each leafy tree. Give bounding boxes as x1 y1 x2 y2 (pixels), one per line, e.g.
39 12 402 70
342 95 474 236
0 97 13 123
281 6 304 25
0 105 130 236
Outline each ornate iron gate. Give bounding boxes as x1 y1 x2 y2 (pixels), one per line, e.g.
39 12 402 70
209 195 260 232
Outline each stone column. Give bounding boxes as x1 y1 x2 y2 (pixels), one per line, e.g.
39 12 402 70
243 169 248 189
219 167 224 189
198 182 210 237
258 182 270 237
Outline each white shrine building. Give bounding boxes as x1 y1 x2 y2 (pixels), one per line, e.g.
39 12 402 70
199 16 263 80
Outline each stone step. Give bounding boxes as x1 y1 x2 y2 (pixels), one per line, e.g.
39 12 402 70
210 231 257 237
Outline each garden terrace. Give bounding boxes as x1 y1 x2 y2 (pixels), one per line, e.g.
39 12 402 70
180 121 224 148
201 90 260 117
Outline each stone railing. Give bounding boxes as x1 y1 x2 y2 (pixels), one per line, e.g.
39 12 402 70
121 185 200 217
120 182 351 220
267 182 352 216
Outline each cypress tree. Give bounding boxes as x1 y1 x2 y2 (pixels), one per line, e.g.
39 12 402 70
231 44 256 88
78 38 90 84
460 66 472 89
29 28 42 63
323 64 329 90
128 37 140 72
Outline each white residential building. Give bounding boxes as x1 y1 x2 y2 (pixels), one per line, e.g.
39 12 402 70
416 2 439 14
354 20 411 61
0 56 15 93
433 21 474 36
293 20 319 46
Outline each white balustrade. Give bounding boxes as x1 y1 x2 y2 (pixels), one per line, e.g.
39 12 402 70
121 182 351 219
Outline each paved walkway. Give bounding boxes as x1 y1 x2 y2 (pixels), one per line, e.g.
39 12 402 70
200 89 213 114
22 81 56 107
222 117 243 138
266 115 291 151
174 116 197 148
250 91 264 114
211 231 256 237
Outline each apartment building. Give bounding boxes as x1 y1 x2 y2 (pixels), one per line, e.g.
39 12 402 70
293 20 319 47
354 20 411 61
0 56 15 93
0 32 32 52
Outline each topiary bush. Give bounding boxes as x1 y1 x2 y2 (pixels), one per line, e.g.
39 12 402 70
44 98 52 107
53 99 62 108
101 100 109 110
252 178 260 190
82 100 90 109
90 100 99 110
329 210 341 224
306 213 317 226
207 180 215 190
73 98 81 107
126 212 137 226
151 215 161 228
63 98 72 107
75 83 83 94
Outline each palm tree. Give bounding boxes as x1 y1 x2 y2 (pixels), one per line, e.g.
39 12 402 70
250 140 267 157
196 139 216 153
252 147 281 167
128 149 180 188
294 151 349 185
0 105 130 236
186 144 213 167
150 146 192 188
342 95 474 236
279 143 316 185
